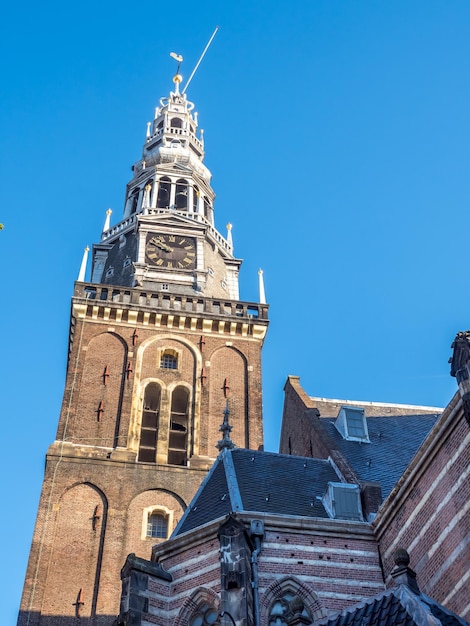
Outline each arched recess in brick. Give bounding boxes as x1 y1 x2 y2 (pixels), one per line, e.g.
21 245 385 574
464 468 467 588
207 346 248 451
130 336 202 457
42 483 107 620
73 332 127 448
174 587 221 626
260 576 325 625
123 489 186 560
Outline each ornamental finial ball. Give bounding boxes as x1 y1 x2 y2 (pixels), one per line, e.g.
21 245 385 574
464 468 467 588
173 74 183 85
394 548 410 567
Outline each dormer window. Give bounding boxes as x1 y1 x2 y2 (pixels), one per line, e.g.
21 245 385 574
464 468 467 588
105 267 114 278
322 482 363 521
123 257 132 268
335 406 369 442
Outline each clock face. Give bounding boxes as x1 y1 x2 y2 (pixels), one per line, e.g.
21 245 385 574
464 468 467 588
145 233 196 269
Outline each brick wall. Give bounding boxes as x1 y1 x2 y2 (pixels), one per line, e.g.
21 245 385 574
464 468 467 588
20 292 267 625
18 454 208 626
374 393 470 619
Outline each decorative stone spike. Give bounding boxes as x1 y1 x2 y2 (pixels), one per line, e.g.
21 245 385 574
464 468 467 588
226 223 233 250
78 247 89 282
103 208 112 234
258 269 266 305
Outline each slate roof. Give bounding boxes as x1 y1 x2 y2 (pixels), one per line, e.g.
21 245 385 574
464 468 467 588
321 413 440 499
315 585 469 626
175 448 341 536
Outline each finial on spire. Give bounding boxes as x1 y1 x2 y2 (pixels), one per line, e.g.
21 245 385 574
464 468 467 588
103 209 112 234
226 223 233 249
216 400 235 451
170 52 183 93
258 269 266 304
78 246 90 282
146 121 151 138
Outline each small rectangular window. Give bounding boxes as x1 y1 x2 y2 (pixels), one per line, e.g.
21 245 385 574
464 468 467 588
160 353 178 369
147 512 168 538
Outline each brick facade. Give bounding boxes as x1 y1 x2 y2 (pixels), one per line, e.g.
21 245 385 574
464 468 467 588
117 513 384 626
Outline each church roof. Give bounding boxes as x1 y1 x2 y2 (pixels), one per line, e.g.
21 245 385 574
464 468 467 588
320 413 440 498
174 449 341 536
316 584 468 626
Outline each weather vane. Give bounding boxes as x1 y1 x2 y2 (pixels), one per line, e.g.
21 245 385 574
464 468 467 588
168 27 219 95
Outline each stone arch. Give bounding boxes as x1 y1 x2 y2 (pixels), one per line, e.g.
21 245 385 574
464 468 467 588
260 576 325 625
42 483 107 620
130 335 202 458
124 488 186 559
175 178 189 210
207 346 248 451
157 176 171 208
175 587 221 626
72 331 127 448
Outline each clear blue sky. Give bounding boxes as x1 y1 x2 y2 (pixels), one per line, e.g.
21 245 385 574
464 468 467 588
1 1 470 622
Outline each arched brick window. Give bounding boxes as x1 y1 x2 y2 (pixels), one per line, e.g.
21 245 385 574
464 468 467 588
138 383 161 463
175 588 221 626
269 590 313 626
262 577 324 626
168 386 189 466
189 603 219 626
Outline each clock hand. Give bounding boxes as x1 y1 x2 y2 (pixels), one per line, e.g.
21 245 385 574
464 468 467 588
150 237 174 253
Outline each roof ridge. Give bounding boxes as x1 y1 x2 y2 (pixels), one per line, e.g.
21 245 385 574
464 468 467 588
309 397 443 411
221 449 243 512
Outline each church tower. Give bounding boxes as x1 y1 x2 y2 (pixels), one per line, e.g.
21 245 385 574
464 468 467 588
18 66 269 626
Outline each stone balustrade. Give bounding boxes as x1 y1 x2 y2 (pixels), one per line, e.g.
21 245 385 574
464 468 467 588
74 282 269 322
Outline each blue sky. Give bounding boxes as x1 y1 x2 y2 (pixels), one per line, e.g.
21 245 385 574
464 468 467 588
2 1 470 621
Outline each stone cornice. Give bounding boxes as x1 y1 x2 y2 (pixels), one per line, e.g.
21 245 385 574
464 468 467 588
152 512 375 562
